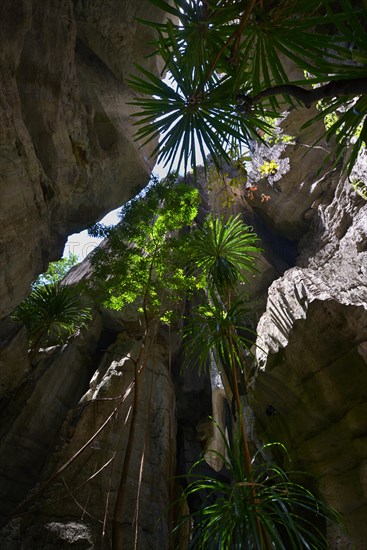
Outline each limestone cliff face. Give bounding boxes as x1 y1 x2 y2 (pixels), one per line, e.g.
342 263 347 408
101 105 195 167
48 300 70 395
253 177 367 546
196 107 367 546
0 303 176 548
0 0 163 320
0 2 173 544
244 107 339 241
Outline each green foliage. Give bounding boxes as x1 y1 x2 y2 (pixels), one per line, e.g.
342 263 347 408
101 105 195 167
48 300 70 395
259 159 279 177
91 176 200 322
184 294 256 376
303 94 367 174
12 283 92 354
178 202 343 547
203 164 248 211
177 424 342 549
34 253 79 287
189 214 261 295
184 213 261 379
130 0 366 174
13 253 90 358
184 214 261 394
350 177 367 200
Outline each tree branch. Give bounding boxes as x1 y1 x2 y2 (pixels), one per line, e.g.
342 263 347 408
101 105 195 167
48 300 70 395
238 78 367 111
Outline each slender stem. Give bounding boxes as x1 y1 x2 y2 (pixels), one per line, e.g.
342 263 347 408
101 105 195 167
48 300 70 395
28 329 47 364
133 337 157 550
112 252 159 549
227 329 251 477
227 325 267 549
229 0 258 65
111 328 152 549
0 383 134 529
225 289 250 471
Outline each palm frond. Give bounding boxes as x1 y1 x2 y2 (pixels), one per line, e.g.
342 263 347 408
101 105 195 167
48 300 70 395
12 283 92 349
129 64 263 172
176 427 343 549
183 294 255 377
302 95 367 174
129 0 367 174
189 214 261 294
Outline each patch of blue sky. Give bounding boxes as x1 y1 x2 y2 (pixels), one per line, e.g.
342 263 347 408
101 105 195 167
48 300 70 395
64 132 209 261
63 71 211 260
63 159 166 260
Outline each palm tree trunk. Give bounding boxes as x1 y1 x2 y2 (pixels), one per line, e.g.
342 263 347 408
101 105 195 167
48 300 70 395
227 329 252 476
227 328 267 549
112 257 159 549
112 314 159 549
28 329 46 364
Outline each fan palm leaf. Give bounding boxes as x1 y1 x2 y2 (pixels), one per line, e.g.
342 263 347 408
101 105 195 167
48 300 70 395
13 283 92 353
176 425 342 549
189 214 261 295
183 295 255 375
302 94 367 174
129 64 266 172
130 0 367 174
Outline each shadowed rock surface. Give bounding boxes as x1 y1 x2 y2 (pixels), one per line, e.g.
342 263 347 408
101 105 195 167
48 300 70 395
253 177 367 546
0 0 163 320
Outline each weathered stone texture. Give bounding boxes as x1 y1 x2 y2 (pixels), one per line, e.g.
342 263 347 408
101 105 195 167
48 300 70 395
245 107 339 240
0 0 162 320
0 314 104 520
0 325 29 400
253 177 367 546
1 2 366 546
11 337 175 549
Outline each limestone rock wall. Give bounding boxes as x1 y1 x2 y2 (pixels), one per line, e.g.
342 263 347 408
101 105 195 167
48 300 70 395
0 1 177 546
253 178 367 546
0 320 176 549
0 314 104 521
243 107 339 240
204 104 367 546
0 0 163 320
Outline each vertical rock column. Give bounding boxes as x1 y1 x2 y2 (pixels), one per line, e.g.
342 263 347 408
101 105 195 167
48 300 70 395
10 337 176 550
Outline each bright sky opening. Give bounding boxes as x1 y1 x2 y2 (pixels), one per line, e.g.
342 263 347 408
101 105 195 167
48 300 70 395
63 71 210 261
